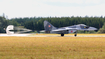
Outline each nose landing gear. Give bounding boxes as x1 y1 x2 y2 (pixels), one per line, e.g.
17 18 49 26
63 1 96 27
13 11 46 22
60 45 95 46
74 31 77 37
74 34 77 37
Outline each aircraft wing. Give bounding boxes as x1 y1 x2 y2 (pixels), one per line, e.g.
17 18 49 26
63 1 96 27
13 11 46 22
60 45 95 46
52 28 78 32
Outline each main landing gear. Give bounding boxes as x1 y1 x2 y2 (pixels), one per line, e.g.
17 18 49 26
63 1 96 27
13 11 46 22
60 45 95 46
61 33 64 36
61 33 77 37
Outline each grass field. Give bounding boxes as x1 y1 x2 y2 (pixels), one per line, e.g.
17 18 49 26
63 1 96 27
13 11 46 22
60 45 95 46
0 36 105 59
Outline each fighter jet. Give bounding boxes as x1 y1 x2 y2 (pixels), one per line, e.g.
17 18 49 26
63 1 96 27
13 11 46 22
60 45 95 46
44 20 97 36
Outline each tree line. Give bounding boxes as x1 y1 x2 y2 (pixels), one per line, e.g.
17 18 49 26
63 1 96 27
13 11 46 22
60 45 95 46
0 16 8 33
0 16 105 33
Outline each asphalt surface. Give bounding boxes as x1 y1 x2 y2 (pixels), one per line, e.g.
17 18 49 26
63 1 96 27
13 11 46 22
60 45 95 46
0 34 30 37
0 34 105 37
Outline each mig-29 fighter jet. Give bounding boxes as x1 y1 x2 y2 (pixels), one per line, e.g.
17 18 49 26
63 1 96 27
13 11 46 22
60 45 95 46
44 20 97 36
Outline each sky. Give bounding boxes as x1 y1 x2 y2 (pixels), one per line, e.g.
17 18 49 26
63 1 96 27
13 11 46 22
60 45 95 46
0 0 105 19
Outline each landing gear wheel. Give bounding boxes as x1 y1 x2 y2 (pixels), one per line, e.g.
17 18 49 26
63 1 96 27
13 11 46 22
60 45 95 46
74 34 77 37
61 33 64 36
74 31 77 37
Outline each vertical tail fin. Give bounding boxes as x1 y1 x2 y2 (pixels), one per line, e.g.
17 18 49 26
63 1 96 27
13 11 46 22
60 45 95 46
44 20 57 33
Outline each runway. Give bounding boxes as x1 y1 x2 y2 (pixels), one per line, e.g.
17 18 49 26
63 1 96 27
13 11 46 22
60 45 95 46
0 34 105 37
31 34 105 37
0 34 30 37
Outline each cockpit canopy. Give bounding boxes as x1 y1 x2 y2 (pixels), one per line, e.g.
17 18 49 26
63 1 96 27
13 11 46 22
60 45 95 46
79 24 89 29
78 24 86 26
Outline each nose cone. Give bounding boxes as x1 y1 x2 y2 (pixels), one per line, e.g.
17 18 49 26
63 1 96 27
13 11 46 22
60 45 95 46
88 27 97 30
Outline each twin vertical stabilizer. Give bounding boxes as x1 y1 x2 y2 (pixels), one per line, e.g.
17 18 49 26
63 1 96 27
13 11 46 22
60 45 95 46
44 20 57 33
